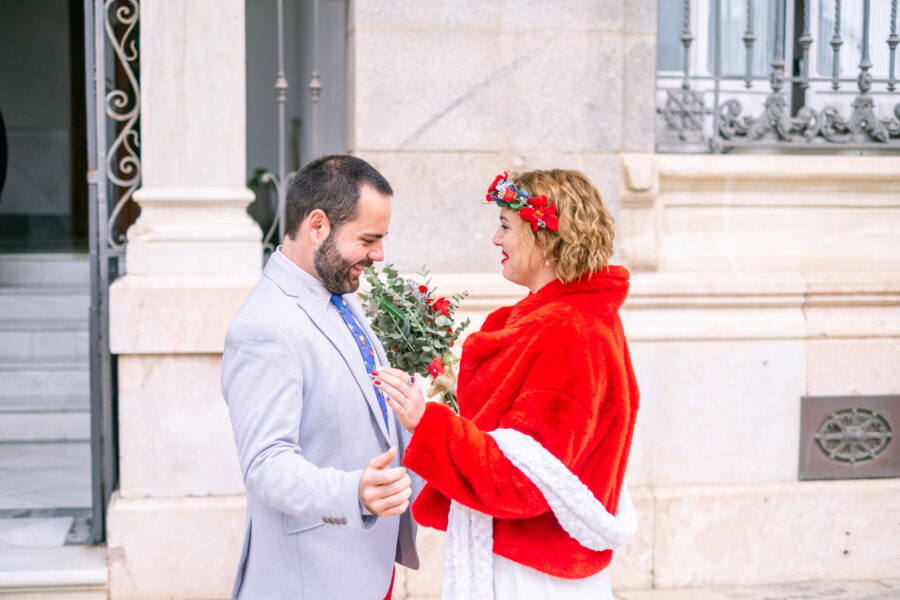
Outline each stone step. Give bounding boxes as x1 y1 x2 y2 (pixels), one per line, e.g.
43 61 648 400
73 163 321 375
0 287 91 323
0 546 107 600
0 253 90 287
0 410 90 443
0 321 89 360
0 359 90 399
0 395 91 441
0 394 90 413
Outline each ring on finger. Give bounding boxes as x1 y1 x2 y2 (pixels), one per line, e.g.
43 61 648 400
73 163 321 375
396 396 406 405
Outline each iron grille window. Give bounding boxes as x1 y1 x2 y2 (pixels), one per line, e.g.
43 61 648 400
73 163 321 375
656 0 900 152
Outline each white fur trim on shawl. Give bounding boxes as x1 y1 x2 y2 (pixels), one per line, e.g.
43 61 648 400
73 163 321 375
441 428 637 600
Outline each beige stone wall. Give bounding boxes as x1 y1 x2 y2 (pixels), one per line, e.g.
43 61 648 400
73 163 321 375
347 0 657 273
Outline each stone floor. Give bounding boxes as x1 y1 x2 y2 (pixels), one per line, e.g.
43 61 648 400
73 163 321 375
0 441 92 547
614 580 900 600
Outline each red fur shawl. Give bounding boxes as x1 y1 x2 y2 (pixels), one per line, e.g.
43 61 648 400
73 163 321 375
403 266 640 579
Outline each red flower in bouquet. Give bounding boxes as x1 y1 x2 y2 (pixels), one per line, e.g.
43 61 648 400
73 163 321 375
518 195 559 232
432 297 451 317
427 356 445 379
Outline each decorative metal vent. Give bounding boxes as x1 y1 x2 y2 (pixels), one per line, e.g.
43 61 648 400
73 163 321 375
814 408 892 464
800 396 900 480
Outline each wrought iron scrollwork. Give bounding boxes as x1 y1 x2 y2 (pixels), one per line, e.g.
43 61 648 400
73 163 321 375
104 0 141 248
660 87 709 142
257 171 297 255
718 98 821 141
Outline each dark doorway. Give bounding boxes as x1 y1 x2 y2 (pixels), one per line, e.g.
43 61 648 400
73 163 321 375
0 0 88 252
0 0 94 550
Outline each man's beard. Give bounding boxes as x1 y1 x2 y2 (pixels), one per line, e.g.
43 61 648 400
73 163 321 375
314 230 373 295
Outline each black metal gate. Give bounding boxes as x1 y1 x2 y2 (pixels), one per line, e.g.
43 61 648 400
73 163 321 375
83 0 140 543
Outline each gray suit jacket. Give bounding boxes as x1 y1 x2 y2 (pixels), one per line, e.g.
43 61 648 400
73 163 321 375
222 252 419 599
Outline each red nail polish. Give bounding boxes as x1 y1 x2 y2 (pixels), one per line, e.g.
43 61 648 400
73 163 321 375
371 370 379 376
374 379 381 385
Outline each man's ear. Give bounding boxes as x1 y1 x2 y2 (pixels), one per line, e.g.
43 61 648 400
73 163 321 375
306 209 331 243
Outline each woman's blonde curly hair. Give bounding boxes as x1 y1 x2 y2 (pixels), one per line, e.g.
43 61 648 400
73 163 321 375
510 169 615 283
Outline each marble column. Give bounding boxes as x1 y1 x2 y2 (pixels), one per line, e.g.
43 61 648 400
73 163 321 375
107 1 258 598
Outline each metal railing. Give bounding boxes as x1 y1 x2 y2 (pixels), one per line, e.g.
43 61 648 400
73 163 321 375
257 0 324 254
657 0 900 152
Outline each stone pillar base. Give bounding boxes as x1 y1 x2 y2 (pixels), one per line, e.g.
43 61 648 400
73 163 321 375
107 494 245 600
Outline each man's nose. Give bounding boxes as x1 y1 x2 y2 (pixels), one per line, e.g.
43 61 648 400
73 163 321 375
370 240 385 262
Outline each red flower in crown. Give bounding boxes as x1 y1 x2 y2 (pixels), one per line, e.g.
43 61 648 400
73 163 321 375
486 171 509 199
418 285 428 294
518 195 559 232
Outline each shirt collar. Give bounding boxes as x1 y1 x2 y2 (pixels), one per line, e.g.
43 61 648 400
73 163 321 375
272 247 334 309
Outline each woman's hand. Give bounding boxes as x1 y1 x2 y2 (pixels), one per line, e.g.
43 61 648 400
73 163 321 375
373 367 426 434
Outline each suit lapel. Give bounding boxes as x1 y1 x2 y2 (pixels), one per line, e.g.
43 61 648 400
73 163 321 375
296 295 391 443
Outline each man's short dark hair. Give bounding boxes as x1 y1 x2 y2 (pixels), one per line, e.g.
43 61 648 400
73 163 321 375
284 155 393 239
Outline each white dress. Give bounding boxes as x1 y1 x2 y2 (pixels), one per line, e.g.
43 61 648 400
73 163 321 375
441 430 634 600
492 554 613 600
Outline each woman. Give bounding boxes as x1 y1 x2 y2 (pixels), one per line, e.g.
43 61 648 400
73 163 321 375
374 169 639 599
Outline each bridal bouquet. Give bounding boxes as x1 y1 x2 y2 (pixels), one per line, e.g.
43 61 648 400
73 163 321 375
359 265 469 413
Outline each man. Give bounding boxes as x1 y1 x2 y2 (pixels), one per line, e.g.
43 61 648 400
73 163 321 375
222 155 419 599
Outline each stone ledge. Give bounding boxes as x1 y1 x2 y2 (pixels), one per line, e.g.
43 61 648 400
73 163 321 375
619 154 900 272
421 270 900 342
615 580 900 600
0 546 107 599
423 270 900 307
655 155 900 193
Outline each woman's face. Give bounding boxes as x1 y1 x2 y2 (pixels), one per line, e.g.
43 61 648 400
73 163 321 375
492 208 546 290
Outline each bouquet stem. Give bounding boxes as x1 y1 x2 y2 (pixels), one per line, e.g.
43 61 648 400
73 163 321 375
442 391 459 413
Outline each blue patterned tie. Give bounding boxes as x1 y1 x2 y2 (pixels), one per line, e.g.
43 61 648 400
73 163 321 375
329 294 388 432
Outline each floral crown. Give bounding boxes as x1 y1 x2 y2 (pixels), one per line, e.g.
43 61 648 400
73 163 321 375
485 171 559 232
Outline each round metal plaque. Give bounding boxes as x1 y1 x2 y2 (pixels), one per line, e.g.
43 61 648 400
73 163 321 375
815 408 892 464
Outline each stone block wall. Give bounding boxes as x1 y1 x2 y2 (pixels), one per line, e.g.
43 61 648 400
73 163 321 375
347 0 657 272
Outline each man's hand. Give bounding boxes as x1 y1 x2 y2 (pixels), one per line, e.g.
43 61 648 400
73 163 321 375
358 447 412 517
